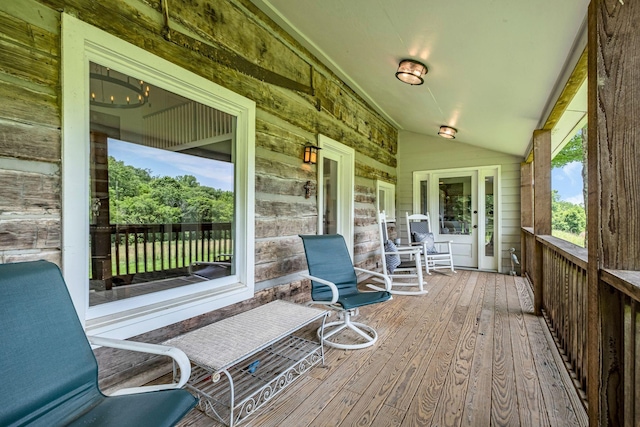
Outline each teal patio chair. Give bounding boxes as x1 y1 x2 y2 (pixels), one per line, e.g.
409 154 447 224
299 234 392 350
0 260 197 427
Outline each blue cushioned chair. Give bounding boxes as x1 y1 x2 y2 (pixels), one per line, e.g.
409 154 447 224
0 260 197 427
299 234 392 350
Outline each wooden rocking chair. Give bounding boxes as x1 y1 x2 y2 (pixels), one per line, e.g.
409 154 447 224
366 211 427 295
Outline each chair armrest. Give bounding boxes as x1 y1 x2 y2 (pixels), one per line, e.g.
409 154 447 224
87 336 192 396
353 267 393 291
299 273 340 304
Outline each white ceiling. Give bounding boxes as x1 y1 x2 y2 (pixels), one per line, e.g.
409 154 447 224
249 0 589 158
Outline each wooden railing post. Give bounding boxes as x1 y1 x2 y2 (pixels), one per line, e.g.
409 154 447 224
520 161 533 278
588 1 640 425
89 132 113 290
532 129 551 315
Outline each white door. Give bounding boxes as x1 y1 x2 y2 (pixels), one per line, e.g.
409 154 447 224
413 167 500 271
434 171 478 267
317 135 355 259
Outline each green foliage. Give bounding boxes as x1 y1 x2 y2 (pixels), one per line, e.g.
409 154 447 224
108 156 233 224
552 129 584 168
552 190 586 235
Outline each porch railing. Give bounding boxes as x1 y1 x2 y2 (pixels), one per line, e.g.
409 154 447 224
90 222 232 279
523 229 588 399
522 227 640 423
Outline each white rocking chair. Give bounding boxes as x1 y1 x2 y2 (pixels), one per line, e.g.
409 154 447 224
366 211 427 296
406 212 456 274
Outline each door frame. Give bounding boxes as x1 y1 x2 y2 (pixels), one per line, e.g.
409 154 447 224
412 166 501 271
317 134 355 259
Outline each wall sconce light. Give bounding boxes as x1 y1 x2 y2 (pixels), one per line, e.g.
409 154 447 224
395 59 428 85
438 125 457 139
303 144 321 164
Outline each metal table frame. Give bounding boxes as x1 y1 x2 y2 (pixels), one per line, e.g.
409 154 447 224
164 300 328 426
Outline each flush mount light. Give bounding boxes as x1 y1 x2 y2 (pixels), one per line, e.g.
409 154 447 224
438 125 457 139
395 59 428 85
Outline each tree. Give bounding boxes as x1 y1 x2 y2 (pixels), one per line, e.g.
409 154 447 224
551 125 588 245
107 157 234 224
552 190 586 236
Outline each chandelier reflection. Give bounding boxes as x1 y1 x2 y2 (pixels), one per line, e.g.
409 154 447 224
90 63 150 109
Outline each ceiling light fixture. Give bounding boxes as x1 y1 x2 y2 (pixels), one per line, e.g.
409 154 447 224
438 125 457 139
395 59 428 85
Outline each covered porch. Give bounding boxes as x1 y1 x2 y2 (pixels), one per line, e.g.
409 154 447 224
173 271 587 426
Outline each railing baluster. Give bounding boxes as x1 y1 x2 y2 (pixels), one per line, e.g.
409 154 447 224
115 230 121 277
166 227 171 270
124 230 131 275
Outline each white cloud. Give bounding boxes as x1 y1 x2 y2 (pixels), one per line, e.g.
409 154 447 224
562 161 582 185
565 194 584 205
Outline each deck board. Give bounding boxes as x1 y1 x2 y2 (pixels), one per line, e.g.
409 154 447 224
174 271 586 427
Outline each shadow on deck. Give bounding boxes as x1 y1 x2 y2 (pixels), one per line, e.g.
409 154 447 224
176 270 587 427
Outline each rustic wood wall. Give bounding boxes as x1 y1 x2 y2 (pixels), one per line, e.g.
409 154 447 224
0 2 61 264
0 0 398 386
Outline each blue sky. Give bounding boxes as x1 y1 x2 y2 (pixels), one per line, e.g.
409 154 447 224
108 139 234 191
552 160 584 205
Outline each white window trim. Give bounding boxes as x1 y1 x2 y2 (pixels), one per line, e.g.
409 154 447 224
316 135 355 259
376 180 396 222
61 14 255 339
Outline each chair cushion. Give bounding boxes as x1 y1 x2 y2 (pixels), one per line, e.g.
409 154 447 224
68 390 197 427
412 232 439 254
338 289 392 310
384 240 401 273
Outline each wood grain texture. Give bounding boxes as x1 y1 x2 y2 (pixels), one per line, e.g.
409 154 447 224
532 129 551 236
430 272 486 427
387 272 469 414
0 79 59 128
520 161 533 228
0 218 60 250
587 1 640 424
0 169 60 214
0 117 60 162
491 273 519 426
162 273 588 427
507 274 548 427
461 273 495 426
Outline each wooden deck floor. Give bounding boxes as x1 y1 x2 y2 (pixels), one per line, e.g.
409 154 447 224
177 271 587 427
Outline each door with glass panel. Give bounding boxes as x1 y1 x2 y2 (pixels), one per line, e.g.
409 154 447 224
317 135 354 260
414 167 499 270
415 171 477 267
434 172 478 267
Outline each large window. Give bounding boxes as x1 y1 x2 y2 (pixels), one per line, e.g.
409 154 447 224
88 62 236 306
62 15 255 338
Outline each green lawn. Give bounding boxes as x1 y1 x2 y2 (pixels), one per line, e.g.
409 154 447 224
552 229 585 247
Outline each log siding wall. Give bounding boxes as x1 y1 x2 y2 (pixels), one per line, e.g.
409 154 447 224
0 0 397 386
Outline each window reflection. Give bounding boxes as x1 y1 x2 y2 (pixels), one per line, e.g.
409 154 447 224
323 158 338 235
485 176 494 257
88 62 236 306
438 177 472 235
